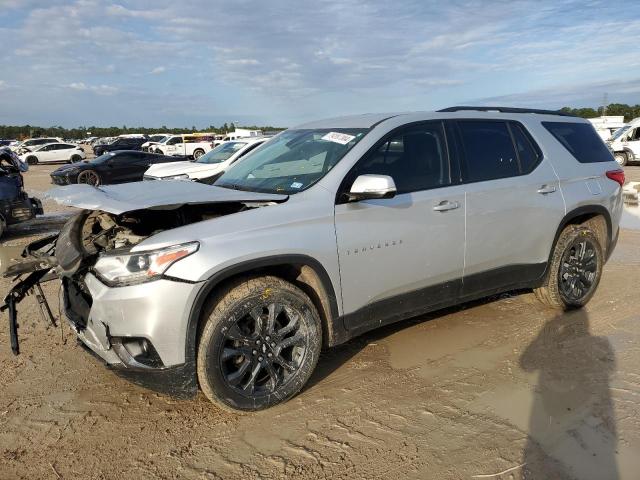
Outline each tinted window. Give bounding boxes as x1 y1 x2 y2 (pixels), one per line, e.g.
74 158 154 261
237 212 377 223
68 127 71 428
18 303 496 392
457 121 519 182
542 122 614 163
351 122 449 194
109 154 135 165
510 123 541 173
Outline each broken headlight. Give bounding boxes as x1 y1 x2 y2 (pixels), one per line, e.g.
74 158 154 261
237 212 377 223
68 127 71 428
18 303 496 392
93 242 199 286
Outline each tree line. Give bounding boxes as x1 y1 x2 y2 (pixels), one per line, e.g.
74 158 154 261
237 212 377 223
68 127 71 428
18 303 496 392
0 123 286 140
2 103 640 140
560 103 640 121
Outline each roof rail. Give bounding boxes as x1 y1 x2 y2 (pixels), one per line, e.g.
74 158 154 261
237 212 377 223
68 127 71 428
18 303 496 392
437 106 576 117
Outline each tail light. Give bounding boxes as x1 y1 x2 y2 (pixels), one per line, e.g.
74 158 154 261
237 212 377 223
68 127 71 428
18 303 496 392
605 169 625 187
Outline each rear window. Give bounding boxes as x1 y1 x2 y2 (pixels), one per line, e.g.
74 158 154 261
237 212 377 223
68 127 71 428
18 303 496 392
542 122 614 163
457 120 519 182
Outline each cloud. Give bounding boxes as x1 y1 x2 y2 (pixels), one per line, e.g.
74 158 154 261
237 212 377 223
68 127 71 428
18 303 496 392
66 82 118 95
2 0 640 127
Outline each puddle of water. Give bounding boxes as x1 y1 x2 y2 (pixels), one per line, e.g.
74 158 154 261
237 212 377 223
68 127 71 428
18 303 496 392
620 204 640 230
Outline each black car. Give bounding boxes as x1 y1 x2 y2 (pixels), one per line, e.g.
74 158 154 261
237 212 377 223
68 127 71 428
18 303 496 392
93 136 148 156
0 147 42 237
50 151 182 186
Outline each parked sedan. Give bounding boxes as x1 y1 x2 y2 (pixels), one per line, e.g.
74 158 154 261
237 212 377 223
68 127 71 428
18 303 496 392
19 143 86 165
50 150 181 186
144 137 269 183
93 136 148 156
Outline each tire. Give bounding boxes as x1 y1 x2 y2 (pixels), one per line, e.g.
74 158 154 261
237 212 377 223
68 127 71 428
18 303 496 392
193 149 205 160
76 169 101 186
614 152 628 167
197 276 322 412
534 225 603 309
0 216 6 238
70 154 82 163
26 156 38 165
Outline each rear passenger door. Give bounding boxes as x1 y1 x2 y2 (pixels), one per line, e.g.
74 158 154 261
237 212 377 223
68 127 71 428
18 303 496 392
455 120 565 295
335 121 466 330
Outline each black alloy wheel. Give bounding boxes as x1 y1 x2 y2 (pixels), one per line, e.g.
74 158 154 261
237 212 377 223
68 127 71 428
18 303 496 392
197 276 322 411
77 170 101 186
220 302 308 395
558 238 598 304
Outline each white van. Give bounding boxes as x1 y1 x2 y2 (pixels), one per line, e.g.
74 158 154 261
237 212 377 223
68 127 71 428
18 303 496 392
608 118 640 166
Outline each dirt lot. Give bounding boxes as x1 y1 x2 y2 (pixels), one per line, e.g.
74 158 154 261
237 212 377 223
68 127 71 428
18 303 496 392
0 164 639 479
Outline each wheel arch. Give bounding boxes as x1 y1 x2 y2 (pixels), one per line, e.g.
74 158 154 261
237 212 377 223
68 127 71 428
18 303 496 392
549 205 612 266
184 255 343 369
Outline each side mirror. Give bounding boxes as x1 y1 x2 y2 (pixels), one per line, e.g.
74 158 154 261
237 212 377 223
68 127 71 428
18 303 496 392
347 174 397 202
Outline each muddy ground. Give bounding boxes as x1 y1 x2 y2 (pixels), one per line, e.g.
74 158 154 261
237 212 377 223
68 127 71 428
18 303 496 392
0 164 639 480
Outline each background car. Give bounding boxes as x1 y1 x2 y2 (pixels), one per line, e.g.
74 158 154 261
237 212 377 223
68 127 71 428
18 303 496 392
141 133 171 152
19 142 85 164
12 137 62 153
144 136 269 182
0 147 42 237
50 150 183 186
93 135 148 156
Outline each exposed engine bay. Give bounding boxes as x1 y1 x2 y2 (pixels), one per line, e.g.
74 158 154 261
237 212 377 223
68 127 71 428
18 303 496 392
0 199 272 355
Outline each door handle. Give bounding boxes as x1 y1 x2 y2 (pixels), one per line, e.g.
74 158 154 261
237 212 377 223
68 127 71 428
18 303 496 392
537 185 557 194
433 200 460 212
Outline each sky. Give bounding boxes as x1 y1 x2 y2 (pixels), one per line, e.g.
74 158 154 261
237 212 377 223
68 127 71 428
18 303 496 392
1 0 639 128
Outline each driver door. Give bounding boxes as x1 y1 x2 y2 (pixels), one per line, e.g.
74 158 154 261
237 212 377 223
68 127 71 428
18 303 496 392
334 121 465 331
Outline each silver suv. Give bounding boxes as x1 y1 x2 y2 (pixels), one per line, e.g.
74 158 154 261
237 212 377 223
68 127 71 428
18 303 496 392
2 107 625 411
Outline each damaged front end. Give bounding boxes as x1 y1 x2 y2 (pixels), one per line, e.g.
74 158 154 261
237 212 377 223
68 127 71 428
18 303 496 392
1 182 287 369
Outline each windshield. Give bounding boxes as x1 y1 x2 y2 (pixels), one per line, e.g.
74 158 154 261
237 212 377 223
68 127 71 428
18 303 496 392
215 128 368 194
88 152 116 164
197 141 246 164
610 125 630 141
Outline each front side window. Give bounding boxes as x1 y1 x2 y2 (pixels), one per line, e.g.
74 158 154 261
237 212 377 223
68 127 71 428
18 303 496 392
216 129 368 194
457 121 519 182
542 122 614 163
197 141 246 164
348 122 450 194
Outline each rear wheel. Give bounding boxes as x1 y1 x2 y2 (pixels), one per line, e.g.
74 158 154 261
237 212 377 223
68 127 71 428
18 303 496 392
535 225 603 309
77 169 101 186
26 156 38 165
614 152 628 167
197 276 322 411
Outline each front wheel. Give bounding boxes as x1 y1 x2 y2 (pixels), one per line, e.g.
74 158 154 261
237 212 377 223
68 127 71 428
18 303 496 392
26 156 38 165
70 154 82 163
535 225 603 309
193 149 205 160
197 276 322 411
76 169 101 186
614 152 628 167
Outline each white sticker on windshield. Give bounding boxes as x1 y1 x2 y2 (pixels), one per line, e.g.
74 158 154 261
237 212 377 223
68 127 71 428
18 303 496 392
321 132 356 145
290 182 303 189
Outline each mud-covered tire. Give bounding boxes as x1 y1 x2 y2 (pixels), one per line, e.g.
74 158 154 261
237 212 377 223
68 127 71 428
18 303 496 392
534 225 603 309
614 152 628 167
197 276 322 412
26 156 38 165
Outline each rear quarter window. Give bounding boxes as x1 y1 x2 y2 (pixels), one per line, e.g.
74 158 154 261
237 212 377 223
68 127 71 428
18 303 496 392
542 122 614 163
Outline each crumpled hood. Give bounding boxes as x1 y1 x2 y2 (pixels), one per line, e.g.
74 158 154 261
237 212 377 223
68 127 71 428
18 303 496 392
45 181 288 215
145 160 221 178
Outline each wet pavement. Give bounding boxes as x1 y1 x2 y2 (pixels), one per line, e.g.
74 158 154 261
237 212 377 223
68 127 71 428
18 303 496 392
0 165 639 479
